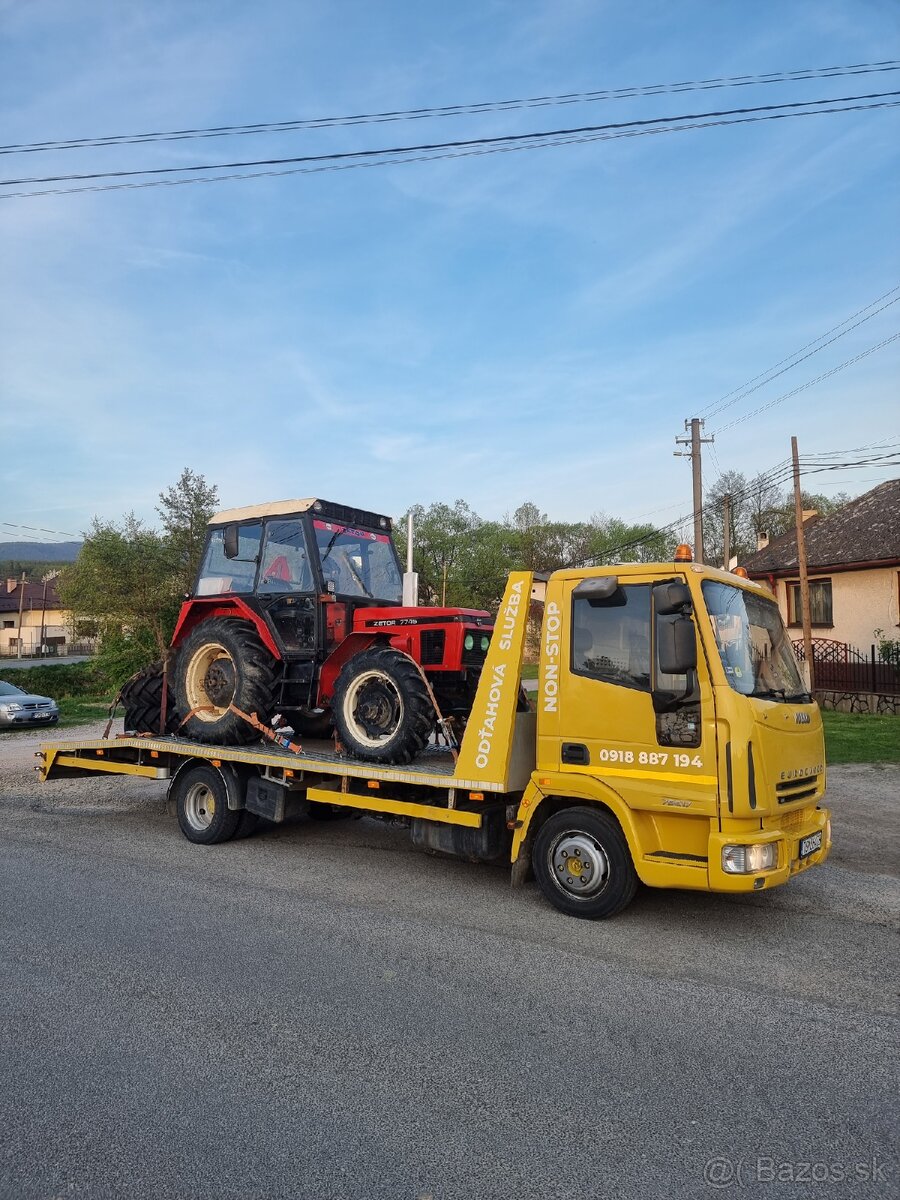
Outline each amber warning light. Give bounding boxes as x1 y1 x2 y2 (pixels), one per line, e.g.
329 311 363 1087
674 543 693 563
732 566 749 578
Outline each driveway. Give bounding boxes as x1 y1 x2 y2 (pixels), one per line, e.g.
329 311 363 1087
0 722 897 1199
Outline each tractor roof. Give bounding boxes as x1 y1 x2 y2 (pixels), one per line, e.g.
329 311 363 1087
209 498 319 525
208 498 393 530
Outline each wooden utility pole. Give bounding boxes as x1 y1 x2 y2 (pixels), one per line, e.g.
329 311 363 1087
791 436 815 692
15 571 27 659
722 493 732 569
674 417 714 562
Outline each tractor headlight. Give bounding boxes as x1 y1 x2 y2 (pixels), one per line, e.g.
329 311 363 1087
464 634 475 651
480 635 490 651
721 842 778 874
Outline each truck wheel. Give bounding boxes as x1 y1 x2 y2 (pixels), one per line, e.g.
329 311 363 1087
171 763 241 845
175 618 279 745
120 661 180 735
332 646 435 764
533 807 638 919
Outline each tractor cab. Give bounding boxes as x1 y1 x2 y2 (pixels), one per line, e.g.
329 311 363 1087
190 499 404 661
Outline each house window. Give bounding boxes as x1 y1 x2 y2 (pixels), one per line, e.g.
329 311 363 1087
2 620 14 629
787 578 833 627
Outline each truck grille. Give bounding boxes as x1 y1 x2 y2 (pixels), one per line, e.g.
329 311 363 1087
776 775 820 805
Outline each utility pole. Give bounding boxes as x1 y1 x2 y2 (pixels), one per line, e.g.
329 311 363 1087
15 571 27 659
791 435 815 692
722 493 732 569
674 417 715 562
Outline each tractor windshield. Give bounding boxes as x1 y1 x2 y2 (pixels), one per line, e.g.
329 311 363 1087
313 519 402 603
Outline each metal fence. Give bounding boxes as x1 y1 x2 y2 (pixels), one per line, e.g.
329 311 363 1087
793 637 900 695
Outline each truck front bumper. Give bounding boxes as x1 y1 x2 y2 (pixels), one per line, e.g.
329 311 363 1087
707 806 831 893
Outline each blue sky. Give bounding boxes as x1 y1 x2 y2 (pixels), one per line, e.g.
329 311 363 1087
1 0 898 548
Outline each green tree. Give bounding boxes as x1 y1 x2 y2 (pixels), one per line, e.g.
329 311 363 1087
157 467 219 595
59 515 180 683
59 469 219 686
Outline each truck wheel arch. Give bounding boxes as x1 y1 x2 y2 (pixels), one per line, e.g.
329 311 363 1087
511 782 642 884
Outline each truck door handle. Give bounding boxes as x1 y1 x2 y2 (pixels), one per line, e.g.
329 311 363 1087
562 743 590 765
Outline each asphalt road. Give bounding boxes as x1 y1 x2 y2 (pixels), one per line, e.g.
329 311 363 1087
0 730 897 1200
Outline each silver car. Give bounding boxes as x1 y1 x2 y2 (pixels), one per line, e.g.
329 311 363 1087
0 679 60 727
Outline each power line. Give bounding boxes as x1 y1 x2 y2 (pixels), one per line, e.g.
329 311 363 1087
1 520 80 539
710 331 900 434
698 285 900 420
5 89 896 189
5 94 899 202
5 59 898 156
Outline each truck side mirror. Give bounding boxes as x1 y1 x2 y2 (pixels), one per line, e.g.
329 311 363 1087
657 616 697 674
223 524 240 559
654 581 692 615
573 576 620 605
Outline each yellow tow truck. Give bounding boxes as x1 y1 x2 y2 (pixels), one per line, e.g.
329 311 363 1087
38 553 830 918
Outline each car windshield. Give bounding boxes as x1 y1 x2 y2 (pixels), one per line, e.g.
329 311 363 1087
313 519 402 603
0 681 25 697
702 580 808 701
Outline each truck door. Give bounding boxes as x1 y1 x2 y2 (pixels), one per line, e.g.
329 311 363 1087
550 575 718 818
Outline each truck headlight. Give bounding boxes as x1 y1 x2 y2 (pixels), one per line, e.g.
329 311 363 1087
722 842 778 874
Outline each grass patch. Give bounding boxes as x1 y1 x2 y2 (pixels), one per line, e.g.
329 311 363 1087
57 695 115 728
822 710 900 764
520 662 539 680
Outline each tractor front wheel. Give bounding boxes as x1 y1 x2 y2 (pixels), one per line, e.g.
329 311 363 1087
174 618 280 745
332 646 435 764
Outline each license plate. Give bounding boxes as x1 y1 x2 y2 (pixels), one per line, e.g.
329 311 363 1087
799 830 823 860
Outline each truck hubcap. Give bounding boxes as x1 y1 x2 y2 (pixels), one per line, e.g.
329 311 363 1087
184 782 216 829
551 832 608 897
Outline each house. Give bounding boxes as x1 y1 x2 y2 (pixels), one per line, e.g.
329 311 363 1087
739 479 900 649
0 577 70 657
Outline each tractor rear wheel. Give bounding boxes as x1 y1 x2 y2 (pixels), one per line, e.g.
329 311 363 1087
332 646 435 764
120 661 180 735
175 618 280 745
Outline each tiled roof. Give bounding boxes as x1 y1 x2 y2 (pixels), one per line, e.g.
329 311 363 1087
740 479 900 575
0 579 64 613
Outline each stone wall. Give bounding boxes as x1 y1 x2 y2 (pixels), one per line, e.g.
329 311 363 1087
816 689 900 716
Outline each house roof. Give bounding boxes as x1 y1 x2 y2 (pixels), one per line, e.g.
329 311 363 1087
0 579 63 614
740 479 900 576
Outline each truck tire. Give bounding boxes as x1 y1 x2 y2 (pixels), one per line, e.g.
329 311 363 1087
332 646 435 764
175 618 280 745
120 661 180 735
171 762 242 845
533 807 638 919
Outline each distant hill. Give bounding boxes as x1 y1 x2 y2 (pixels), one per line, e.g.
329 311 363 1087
0 541 82 562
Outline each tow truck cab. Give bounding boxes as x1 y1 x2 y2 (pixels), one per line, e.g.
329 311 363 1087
521 561 830 896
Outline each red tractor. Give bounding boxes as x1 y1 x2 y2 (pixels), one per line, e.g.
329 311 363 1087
121 498 494 763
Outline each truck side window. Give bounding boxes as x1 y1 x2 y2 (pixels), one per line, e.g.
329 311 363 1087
571 584 651 692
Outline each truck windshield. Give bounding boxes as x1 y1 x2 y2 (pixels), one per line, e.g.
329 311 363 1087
313 519 402 603
701 580 808 701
